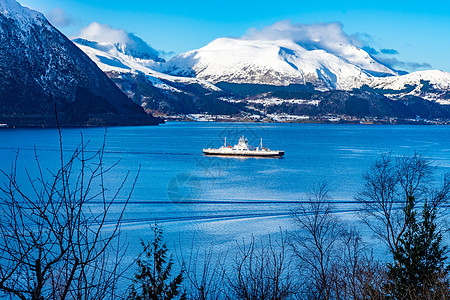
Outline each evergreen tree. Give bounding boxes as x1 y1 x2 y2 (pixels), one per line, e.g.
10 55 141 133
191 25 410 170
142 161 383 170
128 224 185 300
388 196 449 298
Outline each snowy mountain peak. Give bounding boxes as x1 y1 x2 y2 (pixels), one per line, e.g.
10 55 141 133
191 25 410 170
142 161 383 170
332 43 397 76
163 37 395 90
107 39 162 62
76 22 164 63
72 38 163 64
200 37 299 51
0 0 50 30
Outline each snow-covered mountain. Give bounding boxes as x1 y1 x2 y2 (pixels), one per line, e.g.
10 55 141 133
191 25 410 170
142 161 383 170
75 32 450 116
0 0 159 126
0 0 49 30
72 38 238 115
163 38 397 90
73 38 221 93
359 70 450 104
73 38 163 68
162 37 450 105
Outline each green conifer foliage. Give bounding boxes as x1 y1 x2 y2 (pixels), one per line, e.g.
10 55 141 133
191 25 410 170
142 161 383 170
128 224 185 300
388 196 449 298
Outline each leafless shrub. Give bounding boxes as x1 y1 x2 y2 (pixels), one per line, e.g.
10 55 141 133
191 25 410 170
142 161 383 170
356 152 450 254
334 228 388 299
291 182 389 300
357 153 450 298
179 241 227 300
290 182 341 299
225 232 298 300
0 130 137 299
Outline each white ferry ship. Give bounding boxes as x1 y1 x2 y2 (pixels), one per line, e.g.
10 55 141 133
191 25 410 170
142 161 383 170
203 136 284 158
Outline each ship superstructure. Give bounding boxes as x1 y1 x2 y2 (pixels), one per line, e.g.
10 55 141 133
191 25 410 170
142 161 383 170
203 136 284 157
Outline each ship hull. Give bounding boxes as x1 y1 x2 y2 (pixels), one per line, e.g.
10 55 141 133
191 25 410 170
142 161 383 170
203 149 284 158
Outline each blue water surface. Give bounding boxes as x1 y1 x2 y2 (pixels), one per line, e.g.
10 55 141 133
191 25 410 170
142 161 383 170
1 122 450 268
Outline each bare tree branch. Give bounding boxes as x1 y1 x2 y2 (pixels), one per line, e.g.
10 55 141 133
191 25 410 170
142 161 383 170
0 130 135 299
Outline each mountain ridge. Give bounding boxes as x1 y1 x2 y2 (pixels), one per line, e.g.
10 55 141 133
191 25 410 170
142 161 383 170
162 37 398 90
358 70 450 103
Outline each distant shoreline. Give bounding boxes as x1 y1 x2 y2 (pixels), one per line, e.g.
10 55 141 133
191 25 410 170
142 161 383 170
161 117 450 125
2 117 450 128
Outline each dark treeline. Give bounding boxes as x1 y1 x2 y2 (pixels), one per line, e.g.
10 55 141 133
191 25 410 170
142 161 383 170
0 131 449 299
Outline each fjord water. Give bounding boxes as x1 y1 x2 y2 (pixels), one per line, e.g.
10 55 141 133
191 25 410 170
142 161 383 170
1 122 450 260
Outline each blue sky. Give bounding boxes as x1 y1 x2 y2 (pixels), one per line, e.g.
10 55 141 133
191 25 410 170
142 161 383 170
21 0 450 72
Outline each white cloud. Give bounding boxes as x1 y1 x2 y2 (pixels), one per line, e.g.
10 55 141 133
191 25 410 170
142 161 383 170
46 7 73 27
243 20 362 52
243 20 431 72
78 22 160 60
79 22 130 44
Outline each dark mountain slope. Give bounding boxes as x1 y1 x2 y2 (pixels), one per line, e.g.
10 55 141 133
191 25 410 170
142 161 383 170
266 91 450 119
0 0 160 126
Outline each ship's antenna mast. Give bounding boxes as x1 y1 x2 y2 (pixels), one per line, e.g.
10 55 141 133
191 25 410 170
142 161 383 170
260 138 263 149
224 137 227 147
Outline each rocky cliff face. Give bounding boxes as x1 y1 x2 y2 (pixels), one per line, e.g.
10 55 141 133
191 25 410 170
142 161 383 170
0 0 160 126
